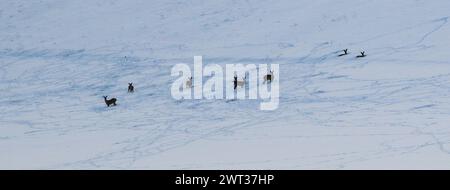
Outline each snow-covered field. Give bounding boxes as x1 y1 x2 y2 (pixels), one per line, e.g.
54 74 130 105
1 0 450 169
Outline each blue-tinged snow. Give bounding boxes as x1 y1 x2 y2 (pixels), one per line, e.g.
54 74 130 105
1 0 450 169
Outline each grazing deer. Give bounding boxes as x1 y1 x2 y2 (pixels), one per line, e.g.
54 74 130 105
263 70 274 84
103 96 117 107
338 49 349 57
128 83 134 93
186 77 193 88
233 75 246 90
356 51 366 58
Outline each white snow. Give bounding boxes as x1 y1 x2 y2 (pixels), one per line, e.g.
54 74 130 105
1 0 450 169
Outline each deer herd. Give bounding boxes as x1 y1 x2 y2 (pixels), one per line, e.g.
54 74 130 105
104 49 365 107
103 83 134 107
104 71 275 107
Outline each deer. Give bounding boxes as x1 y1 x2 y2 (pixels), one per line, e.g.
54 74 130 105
186 77 193 88
356 51 366 58
236 76 246 88
233 75 246 90
103 96 117 107
263 70 274 84
128 83 134 93
338 49 349 57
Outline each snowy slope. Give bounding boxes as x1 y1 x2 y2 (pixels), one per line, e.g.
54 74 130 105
1 0 450 169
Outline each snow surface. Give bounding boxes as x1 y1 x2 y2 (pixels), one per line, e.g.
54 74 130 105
1 0 450 169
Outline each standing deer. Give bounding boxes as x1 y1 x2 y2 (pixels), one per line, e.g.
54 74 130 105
186 77 193 88
103 96 117 107
263 70 274 84
233 75 246 90
236 76 246 88
128 83 134 93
